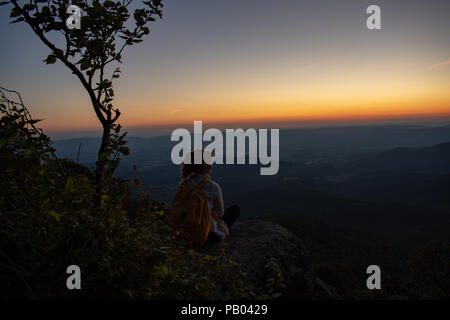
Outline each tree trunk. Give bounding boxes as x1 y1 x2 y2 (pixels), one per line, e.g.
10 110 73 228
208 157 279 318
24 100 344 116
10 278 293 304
95 124 111 206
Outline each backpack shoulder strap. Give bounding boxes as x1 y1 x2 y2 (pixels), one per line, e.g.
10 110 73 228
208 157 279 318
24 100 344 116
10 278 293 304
195 177 211 191
179 178 190 190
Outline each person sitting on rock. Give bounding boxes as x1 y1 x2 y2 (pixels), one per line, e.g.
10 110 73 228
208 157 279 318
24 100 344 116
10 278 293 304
171 149 240 245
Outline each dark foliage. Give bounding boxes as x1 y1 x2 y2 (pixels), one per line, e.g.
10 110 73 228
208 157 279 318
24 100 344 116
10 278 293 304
267 214 450 299
0 88 253 299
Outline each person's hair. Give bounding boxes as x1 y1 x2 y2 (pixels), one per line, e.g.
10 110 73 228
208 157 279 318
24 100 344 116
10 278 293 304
181 149 212 179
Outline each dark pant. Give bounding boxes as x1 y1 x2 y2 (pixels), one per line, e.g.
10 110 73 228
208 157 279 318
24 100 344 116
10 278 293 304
222 204 240 230
205 205 240 244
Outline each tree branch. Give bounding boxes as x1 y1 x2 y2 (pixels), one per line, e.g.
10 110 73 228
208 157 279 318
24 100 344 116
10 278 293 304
10 0 107 126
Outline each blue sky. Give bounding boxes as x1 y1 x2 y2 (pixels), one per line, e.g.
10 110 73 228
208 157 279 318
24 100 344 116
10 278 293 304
1 0 449 138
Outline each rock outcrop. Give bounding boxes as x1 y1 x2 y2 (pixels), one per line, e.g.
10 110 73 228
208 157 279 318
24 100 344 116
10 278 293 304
200 219 332 299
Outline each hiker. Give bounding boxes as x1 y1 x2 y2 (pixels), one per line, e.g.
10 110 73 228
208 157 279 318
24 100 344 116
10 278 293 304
170 149 240 245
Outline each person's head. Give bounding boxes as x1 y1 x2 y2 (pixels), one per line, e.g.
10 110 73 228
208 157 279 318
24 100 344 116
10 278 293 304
181 149 213 179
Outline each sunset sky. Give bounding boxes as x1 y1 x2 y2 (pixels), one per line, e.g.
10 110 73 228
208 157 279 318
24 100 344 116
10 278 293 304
1 0 449 137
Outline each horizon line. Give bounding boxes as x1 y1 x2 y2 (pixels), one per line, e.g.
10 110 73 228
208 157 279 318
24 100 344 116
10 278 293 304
45 113 450 134
47 119 450 140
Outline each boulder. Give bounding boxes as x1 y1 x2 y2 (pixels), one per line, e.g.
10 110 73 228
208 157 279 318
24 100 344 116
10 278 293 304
200 219 332 299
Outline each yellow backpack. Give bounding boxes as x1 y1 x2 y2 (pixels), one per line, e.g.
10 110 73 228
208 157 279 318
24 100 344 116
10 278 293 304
170 178 214 246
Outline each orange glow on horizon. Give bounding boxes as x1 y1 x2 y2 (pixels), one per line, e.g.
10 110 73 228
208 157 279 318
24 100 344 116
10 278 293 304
43 102 450 132
36 56 450 132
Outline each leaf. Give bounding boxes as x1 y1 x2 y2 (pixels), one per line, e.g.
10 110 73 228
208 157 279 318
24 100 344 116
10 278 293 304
80 60 91 71
65 177 74 193
23 3 35 11
9 6 21 17
44 54 57 64
47 210 60 222
119 146 130 156
0 2 10 6
154 210 164 216
160 264 169 276
153 264 169 276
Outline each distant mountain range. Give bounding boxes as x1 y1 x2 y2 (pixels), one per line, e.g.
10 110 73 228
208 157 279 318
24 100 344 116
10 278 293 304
336 142 450 208
52 124 450 239
53 124 450 166
350 142 450 173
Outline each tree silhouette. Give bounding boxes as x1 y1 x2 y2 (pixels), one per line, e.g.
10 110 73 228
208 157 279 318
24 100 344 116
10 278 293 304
2 0 163 202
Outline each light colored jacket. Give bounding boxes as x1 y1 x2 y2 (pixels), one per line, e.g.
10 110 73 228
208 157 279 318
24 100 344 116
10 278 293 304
182 173 229 240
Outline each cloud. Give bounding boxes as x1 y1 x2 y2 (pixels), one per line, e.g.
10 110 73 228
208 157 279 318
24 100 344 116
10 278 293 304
168 108 183 115
427 59 450 70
